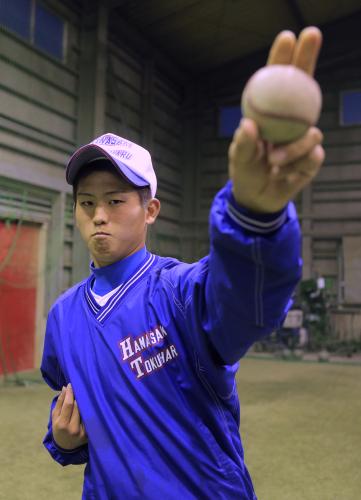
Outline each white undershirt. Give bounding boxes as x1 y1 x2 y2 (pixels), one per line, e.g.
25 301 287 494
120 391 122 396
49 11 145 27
91 284 123 306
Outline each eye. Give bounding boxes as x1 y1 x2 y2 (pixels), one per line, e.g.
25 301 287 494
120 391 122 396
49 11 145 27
80 200 93 207
109 199 124 205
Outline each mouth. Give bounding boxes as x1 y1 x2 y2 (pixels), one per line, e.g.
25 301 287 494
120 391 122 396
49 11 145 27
92 232 111 237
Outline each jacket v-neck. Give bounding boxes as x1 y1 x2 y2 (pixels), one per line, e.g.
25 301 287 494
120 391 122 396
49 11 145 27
84 252 156 324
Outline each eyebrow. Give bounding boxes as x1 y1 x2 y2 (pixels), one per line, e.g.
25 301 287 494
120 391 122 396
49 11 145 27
77 190 129 197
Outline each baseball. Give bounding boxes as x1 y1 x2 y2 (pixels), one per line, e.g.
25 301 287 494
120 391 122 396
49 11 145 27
241 65 322 144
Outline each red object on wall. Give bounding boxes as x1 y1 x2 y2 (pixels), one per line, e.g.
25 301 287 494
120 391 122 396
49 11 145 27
0 221 40 375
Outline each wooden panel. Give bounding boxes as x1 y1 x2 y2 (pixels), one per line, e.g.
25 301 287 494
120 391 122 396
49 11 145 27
0 88 75 141
200 139 228 157
323 127 361 145
312 220 361 236
200 156 228 174
324 144 361 164
0 129 68 167
0 59 76 117
317 164 361 182
153 125 182 155
318 110 339 128
0 114 75 151
343 236 361 304
107 83 142 111
104 115 142 144
0 178 53 215
321 91 338 109
0 32 77 93
312 202 361 218
202 172 228 190
106 46 143 143
105 104 142 131
152 105 182 136
154 77 182 109
152 72 183 210
0 149 69 193
155 198 180 223
0 2 79 198
313 190 361 202
313 259 338 276
152 141 180 172
331 311 361 340
155 165 181 189
109 51 143 90
153 217 179 238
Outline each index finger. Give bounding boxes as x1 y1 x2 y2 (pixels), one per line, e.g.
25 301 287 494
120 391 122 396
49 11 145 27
292 26 322 75
58 383 75 423
267 30 296 66
52 387 66 419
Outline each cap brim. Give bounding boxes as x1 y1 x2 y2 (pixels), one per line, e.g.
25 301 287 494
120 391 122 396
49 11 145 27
66 144 149 189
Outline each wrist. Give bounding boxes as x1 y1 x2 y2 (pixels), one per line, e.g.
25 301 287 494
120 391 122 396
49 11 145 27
231 185 287 214
52 434 87 452
226 181 288 234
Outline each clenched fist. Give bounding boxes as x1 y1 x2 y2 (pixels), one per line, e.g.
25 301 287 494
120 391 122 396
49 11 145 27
52 383 88 450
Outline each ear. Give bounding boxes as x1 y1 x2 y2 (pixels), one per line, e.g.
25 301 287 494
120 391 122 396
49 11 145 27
145 198 161 225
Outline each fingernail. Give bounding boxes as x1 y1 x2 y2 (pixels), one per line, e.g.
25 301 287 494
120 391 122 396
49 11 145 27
67 383 72 390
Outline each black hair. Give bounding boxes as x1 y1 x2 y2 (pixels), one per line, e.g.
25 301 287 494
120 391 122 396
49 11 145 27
72 159 152 207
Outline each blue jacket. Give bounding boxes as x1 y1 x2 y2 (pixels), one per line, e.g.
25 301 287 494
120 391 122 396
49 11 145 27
41 181 302 499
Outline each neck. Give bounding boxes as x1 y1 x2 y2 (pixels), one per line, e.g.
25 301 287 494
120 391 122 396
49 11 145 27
91 246 147 295
93 241 146 268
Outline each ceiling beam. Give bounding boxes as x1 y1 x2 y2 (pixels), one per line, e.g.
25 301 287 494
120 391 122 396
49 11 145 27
107 0 129 9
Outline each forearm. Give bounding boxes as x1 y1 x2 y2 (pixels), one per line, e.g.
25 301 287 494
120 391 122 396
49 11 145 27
205 181 301 363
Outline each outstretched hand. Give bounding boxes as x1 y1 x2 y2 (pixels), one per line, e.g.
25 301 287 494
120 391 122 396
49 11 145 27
229 27 325 213
52 384 88 450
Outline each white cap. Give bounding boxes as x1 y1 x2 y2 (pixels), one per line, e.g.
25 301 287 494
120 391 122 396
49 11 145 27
66 133 157 197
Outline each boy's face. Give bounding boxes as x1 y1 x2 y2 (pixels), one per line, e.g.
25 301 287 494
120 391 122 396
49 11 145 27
75 169 159 267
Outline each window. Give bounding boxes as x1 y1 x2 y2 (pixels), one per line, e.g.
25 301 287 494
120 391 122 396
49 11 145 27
0 0 32 39
340 90 361 126
0 0 65 61
218 106 242 138
34 3 64 60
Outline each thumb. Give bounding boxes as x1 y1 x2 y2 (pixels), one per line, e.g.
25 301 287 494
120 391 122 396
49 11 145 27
229 118 261 165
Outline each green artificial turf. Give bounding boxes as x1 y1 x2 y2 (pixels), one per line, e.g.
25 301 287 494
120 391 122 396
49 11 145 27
237 358 361 500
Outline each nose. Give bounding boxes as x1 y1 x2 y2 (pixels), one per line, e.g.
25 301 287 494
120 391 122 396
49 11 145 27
93 204 109 225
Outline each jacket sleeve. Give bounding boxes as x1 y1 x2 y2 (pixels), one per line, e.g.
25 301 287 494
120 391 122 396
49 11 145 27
41 309 89 466
175 181 302 366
